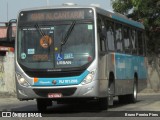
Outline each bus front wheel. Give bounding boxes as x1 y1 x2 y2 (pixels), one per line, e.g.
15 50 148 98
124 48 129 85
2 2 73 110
37 99 51 112
97 97 108 110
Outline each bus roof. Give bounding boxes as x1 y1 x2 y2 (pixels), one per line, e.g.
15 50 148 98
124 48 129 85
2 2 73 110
19 5 145 30
95 7 145 29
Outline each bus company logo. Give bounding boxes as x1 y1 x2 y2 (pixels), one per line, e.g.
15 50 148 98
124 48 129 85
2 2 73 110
52 80 57 85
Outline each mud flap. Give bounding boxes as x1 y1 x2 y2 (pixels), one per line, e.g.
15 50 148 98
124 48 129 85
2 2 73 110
108 94 113 106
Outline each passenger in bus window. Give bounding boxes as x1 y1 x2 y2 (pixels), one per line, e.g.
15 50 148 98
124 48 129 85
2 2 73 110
115 24 123 52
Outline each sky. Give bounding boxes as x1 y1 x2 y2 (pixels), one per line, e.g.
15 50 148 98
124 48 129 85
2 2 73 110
0 0 113 22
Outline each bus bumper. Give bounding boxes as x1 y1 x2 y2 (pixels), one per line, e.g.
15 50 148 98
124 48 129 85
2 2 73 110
16 80 102 100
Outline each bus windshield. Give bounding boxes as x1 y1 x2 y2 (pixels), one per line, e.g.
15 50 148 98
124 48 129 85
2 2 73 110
17 21 95 70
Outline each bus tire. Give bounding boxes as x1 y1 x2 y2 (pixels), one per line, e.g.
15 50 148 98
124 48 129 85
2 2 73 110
118 77 138 103
108 72 115 95
108 72 115 106
97 97 108 110
128 77 138 103
36 99 47 112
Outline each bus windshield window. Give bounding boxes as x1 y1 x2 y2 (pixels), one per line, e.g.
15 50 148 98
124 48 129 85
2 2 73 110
18 22 95 69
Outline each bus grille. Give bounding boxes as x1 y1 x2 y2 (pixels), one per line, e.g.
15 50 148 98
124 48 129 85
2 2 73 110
33 88 77 97
25 70 84 78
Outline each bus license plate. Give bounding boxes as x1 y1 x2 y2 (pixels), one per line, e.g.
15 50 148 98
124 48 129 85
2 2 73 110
48 93 62 98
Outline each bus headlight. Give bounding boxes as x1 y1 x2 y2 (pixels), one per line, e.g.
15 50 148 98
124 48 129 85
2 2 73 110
16 74 30 87
81 70 96 85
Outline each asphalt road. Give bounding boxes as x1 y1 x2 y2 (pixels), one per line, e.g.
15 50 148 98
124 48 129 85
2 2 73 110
0 94 160 120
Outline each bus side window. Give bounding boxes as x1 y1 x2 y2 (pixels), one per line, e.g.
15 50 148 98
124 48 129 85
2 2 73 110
123 26 131 54
105 20 115 51
97 15 106 52
130 29 138 55
137 31 144 56
115 24 123 52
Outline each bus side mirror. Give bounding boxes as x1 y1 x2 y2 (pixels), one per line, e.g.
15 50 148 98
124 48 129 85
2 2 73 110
7 19 17 42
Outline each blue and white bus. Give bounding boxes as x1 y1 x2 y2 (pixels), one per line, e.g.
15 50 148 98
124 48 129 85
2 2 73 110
15 4 147 111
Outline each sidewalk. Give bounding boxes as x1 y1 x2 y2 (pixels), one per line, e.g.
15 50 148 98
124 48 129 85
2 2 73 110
138 88 160 96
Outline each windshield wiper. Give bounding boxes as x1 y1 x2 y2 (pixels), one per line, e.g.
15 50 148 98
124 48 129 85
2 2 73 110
35 24 46 37
60 21 76 52
35 24 50 49
34 24 51 60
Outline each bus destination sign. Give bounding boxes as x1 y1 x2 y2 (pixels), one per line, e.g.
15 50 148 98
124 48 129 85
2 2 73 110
29 10 84 21
20 9 93 22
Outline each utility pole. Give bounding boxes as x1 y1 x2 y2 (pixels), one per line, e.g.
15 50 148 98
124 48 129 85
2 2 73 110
7 2 8 22
47 0 49 6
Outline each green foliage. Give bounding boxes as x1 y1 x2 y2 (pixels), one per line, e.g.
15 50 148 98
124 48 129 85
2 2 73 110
112 0 133 15
112 0 160 55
